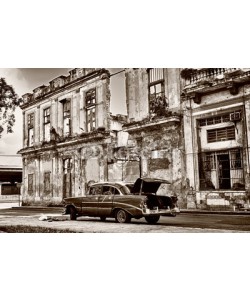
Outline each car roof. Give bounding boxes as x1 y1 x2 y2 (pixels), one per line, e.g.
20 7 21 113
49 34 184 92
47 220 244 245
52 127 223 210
90 182 129 188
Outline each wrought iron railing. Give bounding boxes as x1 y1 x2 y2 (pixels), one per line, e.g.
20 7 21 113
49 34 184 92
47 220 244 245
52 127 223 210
182 68 244 86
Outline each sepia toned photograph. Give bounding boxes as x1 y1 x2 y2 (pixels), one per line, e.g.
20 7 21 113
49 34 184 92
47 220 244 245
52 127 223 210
2 2 250 300
1 67 250 233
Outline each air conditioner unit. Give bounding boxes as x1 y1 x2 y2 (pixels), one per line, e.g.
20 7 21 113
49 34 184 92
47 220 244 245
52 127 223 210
230 111 241 121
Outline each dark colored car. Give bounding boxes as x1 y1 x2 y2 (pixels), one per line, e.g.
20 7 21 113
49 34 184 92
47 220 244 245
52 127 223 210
63 177 180 224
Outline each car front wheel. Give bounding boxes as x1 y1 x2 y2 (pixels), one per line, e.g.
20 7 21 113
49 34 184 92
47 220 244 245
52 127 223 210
115 209 131 223
69 207 77 220
145 215 160 224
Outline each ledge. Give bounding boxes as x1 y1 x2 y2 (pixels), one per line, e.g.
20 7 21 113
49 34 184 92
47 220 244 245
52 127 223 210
18 131 111 155
123 115 181 132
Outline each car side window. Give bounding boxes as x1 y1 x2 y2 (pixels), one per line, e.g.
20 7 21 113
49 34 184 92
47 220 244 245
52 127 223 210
102 185 113 195
113 188 120 195
89 187 95 195
102 186 121 195
89 186 102 195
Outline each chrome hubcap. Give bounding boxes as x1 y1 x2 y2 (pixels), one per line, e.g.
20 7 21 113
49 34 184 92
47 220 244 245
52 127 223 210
117 210 126 222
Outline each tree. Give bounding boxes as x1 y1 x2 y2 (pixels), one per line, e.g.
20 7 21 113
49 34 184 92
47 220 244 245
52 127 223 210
0 77 20 137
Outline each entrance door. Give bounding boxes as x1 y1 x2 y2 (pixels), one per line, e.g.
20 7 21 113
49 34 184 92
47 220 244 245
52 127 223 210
63 158 72 198
218 154 231 189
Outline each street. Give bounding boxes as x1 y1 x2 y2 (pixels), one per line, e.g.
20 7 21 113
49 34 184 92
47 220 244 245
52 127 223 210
0 206 250 232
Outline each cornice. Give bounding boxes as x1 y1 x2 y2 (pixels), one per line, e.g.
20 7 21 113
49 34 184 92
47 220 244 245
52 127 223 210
20 69 110 110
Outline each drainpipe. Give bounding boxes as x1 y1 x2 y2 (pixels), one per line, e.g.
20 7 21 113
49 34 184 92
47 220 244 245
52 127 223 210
242 85 250 206
189 96 198 208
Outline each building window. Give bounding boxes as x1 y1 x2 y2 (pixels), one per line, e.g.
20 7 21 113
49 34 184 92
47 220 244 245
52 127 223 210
43 107 50 141
198 111 241 127
86 89 96 132
27 113 34 146
44 172 51 193
63 100 71 136
148 68 167 115
207 126 235 143
199 148 244 190
28 174 34 192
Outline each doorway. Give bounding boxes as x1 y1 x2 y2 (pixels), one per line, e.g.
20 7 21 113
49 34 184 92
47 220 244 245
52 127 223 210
63 158 72 198
218 154 231 189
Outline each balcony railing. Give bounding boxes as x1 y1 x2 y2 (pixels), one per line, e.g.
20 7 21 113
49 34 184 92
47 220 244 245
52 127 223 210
181 68 249 86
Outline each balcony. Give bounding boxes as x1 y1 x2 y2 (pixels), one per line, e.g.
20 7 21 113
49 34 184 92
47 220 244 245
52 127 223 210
182 68 250 86
181 68 250 102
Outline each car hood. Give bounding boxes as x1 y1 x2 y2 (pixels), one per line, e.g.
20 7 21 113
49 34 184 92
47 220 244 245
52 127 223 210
131 178 171 195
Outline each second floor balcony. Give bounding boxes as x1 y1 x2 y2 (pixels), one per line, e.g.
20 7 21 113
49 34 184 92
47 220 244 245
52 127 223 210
181 68 250 87
181 68 250 102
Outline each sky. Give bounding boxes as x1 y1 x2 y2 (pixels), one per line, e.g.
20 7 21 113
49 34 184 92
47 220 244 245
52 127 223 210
0 68 126 155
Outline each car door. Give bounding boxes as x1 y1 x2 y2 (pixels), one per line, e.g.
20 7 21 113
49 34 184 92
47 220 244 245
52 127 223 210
98 185 116 217
81 185 100 216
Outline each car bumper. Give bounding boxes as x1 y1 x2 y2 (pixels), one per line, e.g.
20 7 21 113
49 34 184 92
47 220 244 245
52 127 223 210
142 207 180 216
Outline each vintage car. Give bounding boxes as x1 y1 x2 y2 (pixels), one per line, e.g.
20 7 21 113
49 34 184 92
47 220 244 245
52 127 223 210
63 177 180 224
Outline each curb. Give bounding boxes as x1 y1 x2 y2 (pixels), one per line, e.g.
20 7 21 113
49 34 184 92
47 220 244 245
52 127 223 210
11 206 64 211
10 206 250 215
180 209 250 215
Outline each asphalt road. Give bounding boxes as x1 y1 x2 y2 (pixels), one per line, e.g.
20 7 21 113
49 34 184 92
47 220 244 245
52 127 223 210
0 206 250 232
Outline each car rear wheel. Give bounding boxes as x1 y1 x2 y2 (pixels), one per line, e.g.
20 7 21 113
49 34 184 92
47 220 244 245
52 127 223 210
100 216 106 222
115 209 131 223
145 215 160 224
69 207 77 220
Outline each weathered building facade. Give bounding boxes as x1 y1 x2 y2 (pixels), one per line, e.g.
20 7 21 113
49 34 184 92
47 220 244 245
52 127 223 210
19 67 250 210
122 69 187 207
18 68 126 205
181 68 250 209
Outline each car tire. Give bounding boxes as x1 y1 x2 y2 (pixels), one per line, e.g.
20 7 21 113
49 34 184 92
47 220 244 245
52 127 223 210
69 207 77 220
145 215 160 224
115 209 131 223
100 216 106 222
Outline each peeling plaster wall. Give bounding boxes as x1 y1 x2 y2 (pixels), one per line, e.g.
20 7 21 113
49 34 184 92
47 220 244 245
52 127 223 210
20 70 116 205
166 68 181 111
125 68 149 121
125 68 181 121
22 157 36 203
22 71 111 148
124 68 185 207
